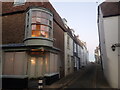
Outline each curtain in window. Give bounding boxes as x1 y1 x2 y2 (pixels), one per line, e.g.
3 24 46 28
3 52 26 75
31 10 53 38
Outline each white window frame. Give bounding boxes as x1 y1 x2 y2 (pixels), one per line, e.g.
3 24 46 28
74 43 77 53
14 0 26 6
25 8 53 39
67 36 70 49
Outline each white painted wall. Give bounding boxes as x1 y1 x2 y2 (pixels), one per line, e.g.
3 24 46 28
78 45 81 58
118 16 120 88
81 46 88 67
99 7 119 88
80 48 84 67
103 16 119 88
64 32 73 76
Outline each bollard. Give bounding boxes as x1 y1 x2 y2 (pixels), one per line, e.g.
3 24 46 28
38 78 44 90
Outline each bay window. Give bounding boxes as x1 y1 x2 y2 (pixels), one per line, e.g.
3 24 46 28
26 9 53 39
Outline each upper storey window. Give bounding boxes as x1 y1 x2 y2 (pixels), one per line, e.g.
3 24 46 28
26 9 53 39
14 0 26 5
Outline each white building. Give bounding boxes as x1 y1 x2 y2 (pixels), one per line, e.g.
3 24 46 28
64 32 74 76
63 19 74 76
98 1 120 88
94 46 101 64
80 41 88 67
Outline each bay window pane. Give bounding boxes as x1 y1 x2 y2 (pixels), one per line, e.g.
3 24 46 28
41 25 49 31
32 18 41 23
29 10 53 38
46 13 50 19
32 18 49 25
41 12 47 18
32 11 37 17
32 25 36 30
41 18 49 25
36 18 41 23
36 12 41 17
32 30 40 37
40 31 49 38
36 25 40 30
32 18 36 23
32 25 40 30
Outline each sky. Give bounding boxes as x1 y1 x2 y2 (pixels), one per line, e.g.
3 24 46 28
50 1 103 62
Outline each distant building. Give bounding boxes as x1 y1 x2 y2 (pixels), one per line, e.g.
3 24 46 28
80 41 89 67
63 19 74 76
73 35 81 70
94 46 101 64
98 1 120 88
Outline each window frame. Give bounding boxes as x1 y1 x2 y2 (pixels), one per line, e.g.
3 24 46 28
74 42 77 53
67 36 70 49
25 8 53 39
14 0 26 6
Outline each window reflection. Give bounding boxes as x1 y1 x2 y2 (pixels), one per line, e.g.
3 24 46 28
32 11 52 20
31 24 50 38
31 10 52 38
32 30 40 37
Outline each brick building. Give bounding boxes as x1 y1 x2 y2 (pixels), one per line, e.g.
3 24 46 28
2 0 89 88
2 1 67 87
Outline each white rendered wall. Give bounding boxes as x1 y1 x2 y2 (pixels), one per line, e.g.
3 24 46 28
103 16 119 88
64 32 73 76
98 7 119 88
118 16 120 88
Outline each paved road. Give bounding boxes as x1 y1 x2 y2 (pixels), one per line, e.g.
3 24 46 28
58 63 110 89
64 64 97 88
43 63 110 89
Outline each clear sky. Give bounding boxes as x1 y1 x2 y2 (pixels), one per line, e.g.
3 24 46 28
50 1 103 62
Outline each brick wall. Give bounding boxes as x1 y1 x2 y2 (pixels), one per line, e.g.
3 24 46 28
2 13 25 44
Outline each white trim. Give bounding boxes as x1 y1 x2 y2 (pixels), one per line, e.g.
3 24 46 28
14 0 26 6
25 8 53 40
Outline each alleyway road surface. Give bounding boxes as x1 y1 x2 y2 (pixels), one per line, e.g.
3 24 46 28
65 64 97 88
44 63 110 89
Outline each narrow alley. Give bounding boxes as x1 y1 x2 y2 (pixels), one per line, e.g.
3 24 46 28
44 63 110 89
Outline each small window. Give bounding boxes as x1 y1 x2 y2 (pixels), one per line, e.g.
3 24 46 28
74 43 77 53
67 54 70 67
14 0 26 5
67 36 70 49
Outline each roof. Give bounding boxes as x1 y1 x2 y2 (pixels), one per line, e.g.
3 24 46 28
99 2 120 17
